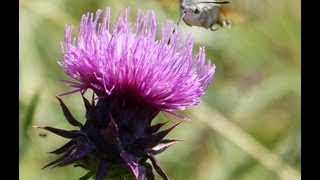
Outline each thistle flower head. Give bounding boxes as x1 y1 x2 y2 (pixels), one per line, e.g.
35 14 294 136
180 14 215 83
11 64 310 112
60 7 215 115
37 7 215 180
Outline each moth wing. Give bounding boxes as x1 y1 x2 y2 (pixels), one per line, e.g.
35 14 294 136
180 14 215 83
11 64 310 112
218 6 248 26
156 0 179 10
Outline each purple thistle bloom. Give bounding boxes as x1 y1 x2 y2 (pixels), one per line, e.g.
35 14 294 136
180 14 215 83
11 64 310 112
36 7 215 180
60 7 215 116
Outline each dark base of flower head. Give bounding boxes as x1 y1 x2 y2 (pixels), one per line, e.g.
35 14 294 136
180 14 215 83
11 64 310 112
35 93 181 180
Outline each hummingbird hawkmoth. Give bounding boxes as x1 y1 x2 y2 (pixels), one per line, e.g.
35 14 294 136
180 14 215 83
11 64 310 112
179 0 231 31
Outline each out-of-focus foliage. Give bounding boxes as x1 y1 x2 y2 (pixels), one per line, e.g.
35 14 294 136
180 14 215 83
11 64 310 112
19 0 300 179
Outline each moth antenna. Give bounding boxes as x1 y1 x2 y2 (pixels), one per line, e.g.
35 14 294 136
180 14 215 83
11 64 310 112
197 1 229 5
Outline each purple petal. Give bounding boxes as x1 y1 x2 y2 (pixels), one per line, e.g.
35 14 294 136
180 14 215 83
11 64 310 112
120 151 139 179
138 166 146 180
33 126 84 139
148 154 169 180
53 143 95 168
144 121 168 135
95 160 111 180
142 162 155 180
148 139 182 155
56 96 83 128
133 122 180 149
81 93 93 111
42 144 76 169
81 95 103 126
79 171 95 180
48 140 75 155
100 115 119 144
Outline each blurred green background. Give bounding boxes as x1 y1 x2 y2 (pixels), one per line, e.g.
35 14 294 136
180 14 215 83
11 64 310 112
19 0 300 179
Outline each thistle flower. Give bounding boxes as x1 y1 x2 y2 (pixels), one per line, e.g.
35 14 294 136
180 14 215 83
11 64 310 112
35 7 215 180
